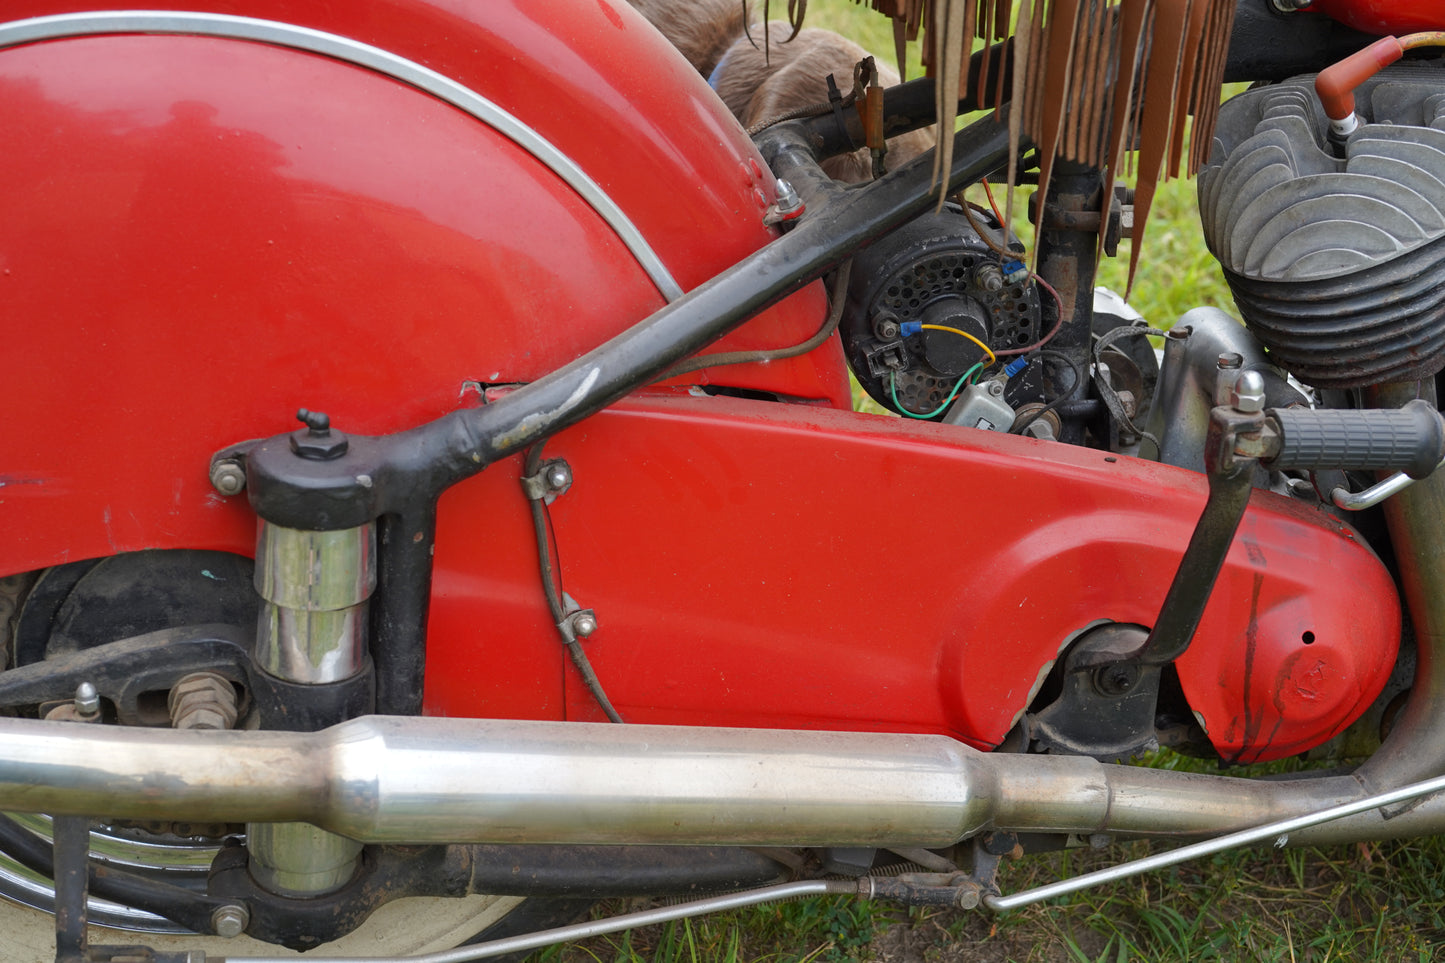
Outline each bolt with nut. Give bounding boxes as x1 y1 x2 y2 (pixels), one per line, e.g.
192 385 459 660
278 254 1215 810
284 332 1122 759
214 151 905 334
210 461 246 496
212 903 250 938
169 672 240 731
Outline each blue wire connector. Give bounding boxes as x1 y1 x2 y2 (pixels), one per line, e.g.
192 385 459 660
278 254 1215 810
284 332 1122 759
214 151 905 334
1003 259 1028 282
1003 358 1028 378
900 321 923 337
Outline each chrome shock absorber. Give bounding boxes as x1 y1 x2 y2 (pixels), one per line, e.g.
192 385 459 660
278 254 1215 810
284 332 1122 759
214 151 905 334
249 519 375 895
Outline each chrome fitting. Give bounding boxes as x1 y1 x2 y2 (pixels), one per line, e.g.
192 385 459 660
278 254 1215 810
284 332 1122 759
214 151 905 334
246 820 364 897
253 522 375 685
1229 370 1267 414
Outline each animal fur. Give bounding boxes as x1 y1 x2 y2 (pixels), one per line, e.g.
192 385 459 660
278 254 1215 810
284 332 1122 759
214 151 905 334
627 1 934 183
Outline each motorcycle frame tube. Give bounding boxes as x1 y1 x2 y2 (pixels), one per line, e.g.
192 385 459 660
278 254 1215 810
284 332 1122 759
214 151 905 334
0 713 1439 849
1354 379 1445 799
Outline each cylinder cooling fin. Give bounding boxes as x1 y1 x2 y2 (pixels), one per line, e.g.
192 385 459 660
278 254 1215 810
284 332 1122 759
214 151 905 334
1199 66 1445 388
840 209 1041 418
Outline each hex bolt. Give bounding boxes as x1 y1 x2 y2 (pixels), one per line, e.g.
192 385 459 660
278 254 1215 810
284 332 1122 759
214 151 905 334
73 682 101 721
1230 370 1267 414
211 903 250 938
546 463 572 492
873 313 900 341
572 613 598 638
210 461 247 496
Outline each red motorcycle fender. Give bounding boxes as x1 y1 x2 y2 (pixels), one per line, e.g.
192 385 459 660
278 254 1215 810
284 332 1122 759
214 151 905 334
424 392 1399 763
1309 0 1445 34
0 19 842 574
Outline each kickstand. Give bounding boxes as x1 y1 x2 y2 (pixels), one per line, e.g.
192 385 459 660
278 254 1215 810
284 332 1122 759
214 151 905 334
51 815 91 963
51 814 200 963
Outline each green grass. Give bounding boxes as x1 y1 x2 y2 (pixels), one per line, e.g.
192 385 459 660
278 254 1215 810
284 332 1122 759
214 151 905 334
522 5 1445 962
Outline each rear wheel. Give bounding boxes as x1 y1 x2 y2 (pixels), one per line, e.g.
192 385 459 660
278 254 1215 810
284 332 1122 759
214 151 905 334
0 891 525 958
0 553 551 958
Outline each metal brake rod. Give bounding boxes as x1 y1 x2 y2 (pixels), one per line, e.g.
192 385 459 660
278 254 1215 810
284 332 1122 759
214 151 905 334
217 880 858 963
985 771 1445 912
207 775 1445 959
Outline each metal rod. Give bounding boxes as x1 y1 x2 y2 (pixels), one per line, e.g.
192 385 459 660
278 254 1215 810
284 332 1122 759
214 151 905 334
985 771 1445 911
219 880 858 963
1332 469 1417 510
1357 380 1445 798
1137 458 1256 665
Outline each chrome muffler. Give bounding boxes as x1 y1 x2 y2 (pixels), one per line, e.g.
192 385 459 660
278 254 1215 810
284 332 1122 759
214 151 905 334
1 712 1443 849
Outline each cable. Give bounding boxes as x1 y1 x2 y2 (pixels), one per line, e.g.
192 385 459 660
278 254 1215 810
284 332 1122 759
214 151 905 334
889 362 984 419
1092 324 1167 454
1010 349 1084 436
1401 31 1445 50
523 442 624 724
658 260 852 381
981 177 1007 227
995 274 1065 357
958 195 1017 260
916 324 996 366
954 196 1064 356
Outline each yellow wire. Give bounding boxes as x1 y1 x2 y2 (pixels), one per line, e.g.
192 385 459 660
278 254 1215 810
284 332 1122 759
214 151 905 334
918 324 996 366
1402 32 1445 51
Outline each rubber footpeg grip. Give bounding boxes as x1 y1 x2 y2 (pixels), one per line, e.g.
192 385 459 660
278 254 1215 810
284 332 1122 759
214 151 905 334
1268 400 1445 478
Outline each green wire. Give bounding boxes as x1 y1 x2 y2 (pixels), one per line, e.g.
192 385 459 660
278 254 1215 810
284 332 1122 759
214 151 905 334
890 363 985 419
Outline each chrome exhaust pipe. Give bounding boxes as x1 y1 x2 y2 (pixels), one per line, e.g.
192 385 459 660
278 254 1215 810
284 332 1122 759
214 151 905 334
0 715 997 846
1 713 1442 849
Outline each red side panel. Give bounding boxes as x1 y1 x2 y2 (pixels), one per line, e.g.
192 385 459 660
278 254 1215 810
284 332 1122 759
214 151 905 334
425 393 1399 762
1310 0 1445 33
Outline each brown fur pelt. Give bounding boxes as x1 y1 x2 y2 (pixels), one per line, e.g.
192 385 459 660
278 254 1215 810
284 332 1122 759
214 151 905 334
626 0 750 81
627 1 934 183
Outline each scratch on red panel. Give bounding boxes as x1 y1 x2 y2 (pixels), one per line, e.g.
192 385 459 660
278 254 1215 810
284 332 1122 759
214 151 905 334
1294 660 1326 700
103 506 118 552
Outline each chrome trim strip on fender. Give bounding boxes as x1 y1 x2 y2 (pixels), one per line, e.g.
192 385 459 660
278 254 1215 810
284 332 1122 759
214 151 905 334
0 11 684 302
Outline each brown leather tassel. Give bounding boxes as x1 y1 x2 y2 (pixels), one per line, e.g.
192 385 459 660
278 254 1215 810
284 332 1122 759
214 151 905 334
853 0 1235 289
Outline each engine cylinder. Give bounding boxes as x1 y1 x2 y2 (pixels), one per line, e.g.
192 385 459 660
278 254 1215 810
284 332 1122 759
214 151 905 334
1199 67 1445 388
